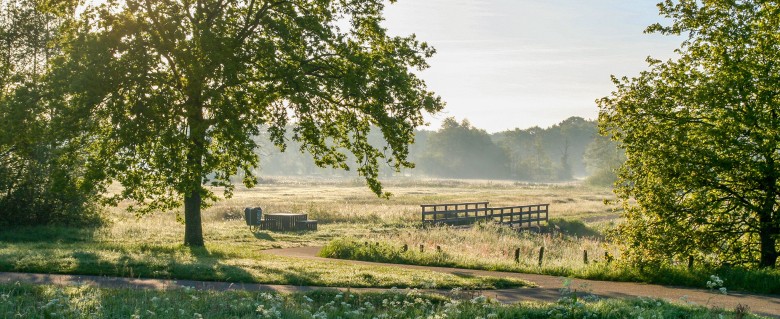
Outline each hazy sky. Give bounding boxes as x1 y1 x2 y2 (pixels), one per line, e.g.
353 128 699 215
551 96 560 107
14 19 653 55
382 0 682 132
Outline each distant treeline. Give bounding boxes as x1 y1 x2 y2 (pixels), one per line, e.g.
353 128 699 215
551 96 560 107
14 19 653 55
251 116 624 185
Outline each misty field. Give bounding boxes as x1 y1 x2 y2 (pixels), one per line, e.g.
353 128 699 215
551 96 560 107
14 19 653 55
0 178 611 287
95 176 618 250
2 177 778 294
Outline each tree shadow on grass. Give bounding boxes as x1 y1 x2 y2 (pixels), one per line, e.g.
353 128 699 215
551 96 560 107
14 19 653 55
252 232 276 241
449 272 475 279
542 218 603 239
6 245 261 286
0 225 98 243
174 246 256 283
274 266 323 287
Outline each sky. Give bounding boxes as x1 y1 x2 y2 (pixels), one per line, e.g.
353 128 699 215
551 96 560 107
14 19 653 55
382 0 682 132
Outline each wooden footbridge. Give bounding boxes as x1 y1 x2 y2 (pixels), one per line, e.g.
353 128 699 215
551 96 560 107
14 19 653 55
420 201 548 228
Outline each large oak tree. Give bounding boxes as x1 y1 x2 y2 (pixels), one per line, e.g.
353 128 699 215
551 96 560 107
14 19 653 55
58 0 443 246
599 0 780 268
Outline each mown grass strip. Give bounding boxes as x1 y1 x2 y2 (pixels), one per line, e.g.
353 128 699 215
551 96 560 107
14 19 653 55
0 241 530 290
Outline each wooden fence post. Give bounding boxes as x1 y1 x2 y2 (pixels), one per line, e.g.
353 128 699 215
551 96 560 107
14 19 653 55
688 256 694 270
538 247 545 267
583 250 588 265
419 244 424 253
514 248 520 263
402 244 408 252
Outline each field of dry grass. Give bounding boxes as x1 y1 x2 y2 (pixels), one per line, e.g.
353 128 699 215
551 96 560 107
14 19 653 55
206 176 619 224
97 177 619 252
2 177 618 290
5 177 779 294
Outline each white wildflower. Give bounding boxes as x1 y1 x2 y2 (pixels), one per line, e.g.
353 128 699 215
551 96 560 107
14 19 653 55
470 295 487 304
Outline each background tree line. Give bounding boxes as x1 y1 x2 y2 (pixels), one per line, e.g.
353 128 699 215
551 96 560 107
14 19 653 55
251 116 625 184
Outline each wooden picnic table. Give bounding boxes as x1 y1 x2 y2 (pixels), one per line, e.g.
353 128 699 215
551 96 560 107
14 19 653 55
263 213 308 231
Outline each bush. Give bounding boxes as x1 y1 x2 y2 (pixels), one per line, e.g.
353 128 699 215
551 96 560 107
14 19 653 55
0 147 103 226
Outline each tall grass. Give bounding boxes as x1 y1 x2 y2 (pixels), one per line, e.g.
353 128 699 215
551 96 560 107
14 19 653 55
0 282 766 319
320 223 617 275
320 224 780 294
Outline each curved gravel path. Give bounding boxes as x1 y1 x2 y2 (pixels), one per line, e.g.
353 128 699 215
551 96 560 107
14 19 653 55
264 246 780 318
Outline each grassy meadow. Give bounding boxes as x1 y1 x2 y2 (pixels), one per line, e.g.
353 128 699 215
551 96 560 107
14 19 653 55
1 177 617 290
1 177 779 295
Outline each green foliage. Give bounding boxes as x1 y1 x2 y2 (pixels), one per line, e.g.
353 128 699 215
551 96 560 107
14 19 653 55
418 118 510 179
54 0 443 245
599 0 780 268
0 0 102 226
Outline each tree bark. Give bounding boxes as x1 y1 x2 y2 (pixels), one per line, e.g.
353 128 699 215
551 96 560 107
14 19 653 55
758 197 778 267
184 185 204 246
758 212 777 268
758 157 778 268
183 96 206 247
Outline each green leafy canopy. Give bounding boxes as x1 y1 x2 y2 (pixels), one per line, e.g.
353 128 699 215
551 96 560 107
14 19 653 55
53 0 442 244
599 0 780 267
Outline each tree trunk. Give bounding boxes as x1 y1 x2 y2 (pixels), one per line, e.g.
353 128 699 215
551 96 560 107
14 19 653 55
758 162 778 268
183 97 207 246
758 209 778 268
184 186 204 246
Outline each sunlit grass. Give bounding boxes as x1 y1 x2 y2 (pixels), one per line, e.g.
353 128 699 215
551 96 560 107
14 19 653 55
203 177 619 225
0 235 528 290
0 282 767 319
8 177 778 295
322 223 616 272
0 178 616 289
319 223 780 294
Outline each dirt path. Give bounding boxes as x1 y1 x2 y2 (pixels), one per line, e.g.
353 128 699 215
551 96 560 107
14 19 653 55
264 246 780 318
